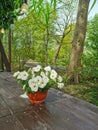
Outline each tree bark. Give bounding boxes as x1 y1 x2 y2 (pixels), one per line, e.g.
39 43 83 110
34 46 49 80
67 0 90 83
52 23 72 65
0 52 4 71
52 37 63 65
8 28 11 71
0 39 11 72
0 34 4 71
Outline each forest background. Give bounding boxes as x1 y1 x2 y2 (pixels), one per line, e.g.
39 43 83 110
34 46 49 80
0 0 98 106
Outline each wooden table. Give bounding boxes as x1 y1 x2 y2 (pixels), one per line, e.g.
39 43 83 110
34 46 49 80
0 72 98 130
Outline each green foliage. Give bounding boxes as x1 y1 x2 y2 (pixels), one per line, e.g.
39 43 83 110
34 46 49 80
82 14 98 80
2 0 77 70
56 24 75 66
10 1 57 70
0 0 22 29
0 0 57 30
63 82 98 106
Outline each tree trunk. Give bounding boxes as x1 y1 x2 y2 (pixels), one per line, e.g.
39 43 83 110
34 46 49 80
0 52 4 71
8 28 11 71
67 0 90 83
0 34 4 71
52 42 62 65
0 39 11 72
52 24 72 65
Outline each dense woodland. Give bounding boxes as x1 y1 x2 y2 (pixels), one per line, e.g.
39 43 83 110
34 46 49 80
0 0 98 105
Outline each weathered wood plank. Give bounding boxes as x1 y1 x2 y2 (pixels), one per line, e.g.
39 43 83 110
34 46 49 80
31 103 98 130
0 72 98 130
0 72 30 112
0 115 24 130
0 96 10 118
15 109 49 130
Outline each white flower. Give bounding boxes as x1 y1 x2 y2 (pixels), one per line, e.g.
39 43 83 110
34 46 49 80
37 65 42 70
50 70 57 81
20 92 28 98
43 76 49 84
31 84 39 92
17 71 28 80
57 83 64 89
44 66 51 71
13 71 20 77
29 77 36 84
35 76 42 86
40 72 46 77
39 80 47 88
45 71 49 76
58 75 62 82
33 65 41 72
14 65 64 94
28 79 38 92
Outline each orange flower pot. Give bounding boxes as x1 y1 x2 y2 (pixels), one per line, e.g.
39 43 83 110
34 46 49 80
28 90 48 104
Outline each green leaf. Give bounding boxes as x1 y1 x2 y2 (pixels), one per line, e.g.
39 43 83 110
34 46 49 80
54 0 56 9
37 0 43 8
89 0 97 13
45 3 50 25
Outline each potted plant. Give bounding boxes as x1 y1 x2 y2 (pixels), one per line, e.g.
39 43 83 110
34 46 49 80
13 65 64 104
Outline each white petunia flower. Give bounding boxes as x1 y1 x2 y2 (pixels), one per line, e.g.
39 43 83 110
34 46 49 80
40 72 46 77
28 79 39 92
17 71 28 80
58 75 62 82
37 65 42 68
50 70 57 81
33 65 41 72
45 71 49 76
14 65 64 94
35 76 42 86
44 66 51 71
20 92 28 98
13 71 20 77
43 76 49 84
57 83 64 89
28 78 36 86
39 80 47 88
31 84 39 92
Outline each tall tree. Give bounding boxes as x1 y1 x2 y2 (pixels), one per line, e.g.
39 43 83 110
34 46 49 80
0 0 23 71
8 28 12 71
67 0 90 83
52 0 78 65
0 39 11 71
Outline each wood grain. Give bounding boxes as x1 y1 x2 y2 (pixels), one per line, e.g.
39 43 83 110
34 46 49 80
0 72 98 130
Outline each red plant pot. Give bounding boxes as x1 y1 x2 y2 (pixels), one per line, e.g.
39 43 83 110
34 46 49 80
28 90 48 105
